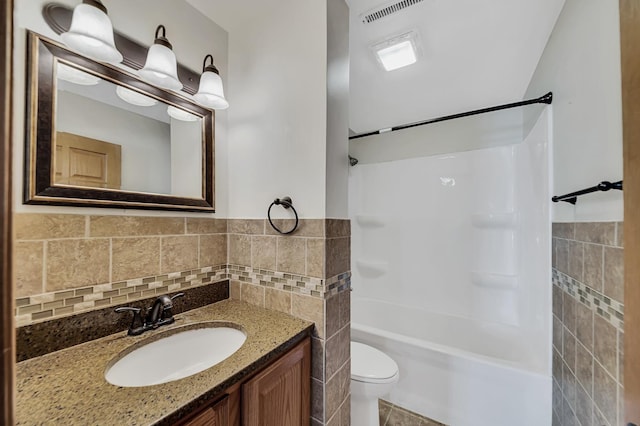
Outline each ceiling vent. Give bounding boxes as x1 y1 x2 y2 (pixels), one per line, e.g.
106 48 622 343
360 0 424 24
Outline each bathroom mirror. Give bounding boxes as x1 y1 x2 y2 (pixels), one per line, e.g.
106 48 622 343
25 31 215 211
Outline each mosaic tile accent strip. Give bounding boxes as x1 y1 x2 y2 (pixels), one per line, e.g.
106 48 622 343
553 269 624 331
15 264 352 327
227 264 351 299
15 265 229 327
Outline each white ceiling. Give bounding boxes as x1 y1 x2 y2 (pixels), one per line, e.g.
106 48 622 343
188 0 565 134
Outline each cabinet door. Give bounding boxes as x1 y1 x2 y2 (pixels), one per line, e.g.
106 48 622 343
242 338 311 426
182 395 229 426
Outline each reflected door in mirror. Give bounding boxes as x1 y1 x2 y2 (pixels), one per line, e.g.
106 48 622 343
55 132 122 189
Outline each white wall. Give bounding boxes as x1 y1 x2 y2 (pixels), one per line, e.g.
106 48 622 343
13 0 228 216
225 0 328 219
525 0 623 222
57 90 172 195
350 107 526 164
170 118 203 198
325 0 350 218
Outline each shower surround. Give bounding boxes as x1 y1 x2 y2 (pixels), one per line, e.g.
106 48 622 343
349 111 552 425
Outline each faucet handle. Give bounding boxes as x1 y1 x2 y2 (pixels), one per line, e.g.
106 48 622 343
171 292 185 301
115 306 145 336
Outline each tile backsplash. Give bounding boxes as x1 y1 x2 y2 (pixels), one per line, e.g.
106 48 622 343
552 222 624 426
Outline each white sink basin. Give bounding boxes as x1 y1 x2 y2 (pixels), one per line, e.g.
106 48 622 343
105 325 247 387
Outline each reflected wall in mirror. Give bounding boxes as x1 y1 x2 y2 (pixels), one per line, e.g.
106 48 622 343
25 31 215 211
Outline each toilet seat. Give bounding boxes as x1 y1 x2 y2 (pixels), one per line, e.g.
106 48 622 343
351 342 399 384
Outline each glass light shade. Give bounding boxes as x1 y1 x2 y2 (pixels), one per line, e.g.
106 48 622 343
115 86 158 107
376 40 417 71
60 3 123 64
138 44 183 91
57 63 100 85
167 106 198 122
193 70 229 110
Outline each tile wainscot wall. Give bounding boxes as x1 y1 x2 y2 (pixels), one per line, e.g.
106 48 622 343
552 222 624 426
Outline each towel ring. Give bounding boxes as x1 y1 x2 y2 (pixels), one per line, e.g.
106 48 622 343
267 197 299 235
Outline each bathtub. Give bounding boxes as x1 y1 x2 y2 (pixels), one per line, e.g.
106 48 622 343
351 297 552 426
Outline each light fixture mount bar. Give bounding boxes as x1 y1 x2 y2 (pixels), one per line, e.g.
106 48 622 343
42 3 200 95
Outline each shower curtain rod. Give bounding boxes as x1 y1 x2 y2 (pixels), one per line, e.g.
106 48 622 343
349 91 553 140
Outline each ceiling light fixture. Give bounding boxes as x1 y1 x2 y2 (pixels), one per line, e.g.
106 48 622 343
138 25 183 91
115 85 158 107
372 31 419 72
193 54 229 110
60 0 123 64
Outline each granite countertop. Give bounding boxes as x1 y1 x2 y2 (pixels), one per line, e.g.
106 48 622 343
16 300 313 425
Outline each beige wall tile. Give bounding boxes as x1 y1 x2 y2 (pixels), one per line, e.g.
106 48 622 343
552 223 574 239
325 326 349 379
593 361 617 425
563 292 576 335
563 329 576 373
326 293 341 339
326 219 350 238
90 216 184 237
568 241 583 282
160 236 199 274
311 337 325 380
339 289 350 330
552 285 562 319
556 239 569 275
46 239 110 291
292 293 324 338
277 237 306 275
14 241 44 297
575 301 593 351
326 237 350 278
186 218 227 234
265 288 291 314
112 237 160 282
15 213 85 240
593 315 617 378
199 234 227 266
339 395 350 426
252 236 276 270
241 283 264 307
561 362 576 409
553 315 562 353
603 246 624 302
575 341 593 397
228 234 251 266
574 384 592 426
325 361 350 421
574 222 616 245
619 331 624 385
229 280 241 300
228 219 264 235
266 219 324 237
616 222 624 247
311 378 324 422
306 239 324 278
582 244 603 293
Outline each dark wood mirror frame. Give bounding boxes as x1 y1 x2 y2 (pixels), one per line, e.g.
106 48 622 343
25 31 215 212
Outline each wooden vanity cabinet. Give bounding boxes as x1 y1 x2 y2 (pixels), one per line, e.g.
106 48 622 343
179 337 310 426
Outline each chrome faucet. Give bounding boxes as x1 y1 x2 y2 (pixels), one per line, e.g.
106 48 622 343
115 293 185 336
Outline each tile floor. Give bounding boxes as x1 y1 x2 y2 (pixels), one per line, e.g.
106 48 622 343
379 399 446 426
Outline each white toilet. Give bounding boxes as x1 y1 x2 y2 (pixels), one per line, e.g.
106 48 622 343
350 341 399 426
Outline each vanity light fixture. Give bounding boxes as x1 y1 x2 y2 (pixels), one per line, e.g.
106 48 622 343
60 0 123 64
372 31 419 72
167 105 198 122
115 85 158 107
57 63 100 85
193 54 229 110
138 25 183 91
